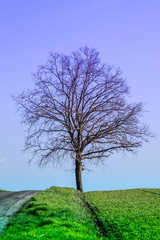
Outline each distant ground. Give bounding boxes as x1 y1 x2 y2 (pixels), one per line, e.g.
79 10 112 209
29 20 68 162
0 191 6 194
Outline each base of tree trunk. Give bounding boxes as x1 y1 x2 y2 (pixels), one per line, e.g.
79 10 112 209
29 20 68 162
75 159 83 192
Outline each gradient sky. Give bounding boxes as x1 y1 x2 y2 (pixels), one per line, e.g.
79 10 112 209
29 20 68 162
0 0 160 192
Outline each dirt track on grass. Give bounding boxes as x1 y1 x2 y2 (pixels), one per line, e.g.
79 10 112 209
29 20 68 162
0 190 41 232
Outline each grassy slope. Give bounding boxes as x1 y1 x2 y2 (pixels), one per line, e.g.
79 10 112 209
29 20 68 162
85 188 160 240
0 187 104 240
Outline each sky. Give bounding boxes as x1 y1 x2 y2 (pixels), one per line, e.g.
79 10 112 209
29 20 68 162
0 0 160 192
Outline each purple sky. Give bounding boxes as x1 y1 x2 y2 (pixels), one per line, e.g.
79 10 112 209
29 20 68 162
0 0 160 192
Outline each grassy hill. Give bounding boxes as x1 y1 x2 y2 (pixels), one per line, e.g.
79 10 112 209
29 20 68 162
0 187 159 239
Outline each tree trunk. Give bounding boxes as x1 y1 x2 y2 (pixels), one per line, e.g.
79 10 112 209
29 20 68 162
75 153 83 192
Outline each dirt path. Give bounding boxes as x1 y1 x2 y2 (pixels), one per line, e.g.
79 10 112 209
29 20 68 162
0 190 41 232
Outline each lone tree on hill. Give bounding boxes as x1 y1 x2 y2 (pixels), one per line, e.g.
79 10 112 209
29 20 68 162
14 47 151 192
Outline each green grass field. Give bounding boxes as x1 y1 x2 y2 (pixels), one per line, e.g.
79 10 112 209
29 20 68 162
85 189 160 239
0 187 159 239
0 187 104 240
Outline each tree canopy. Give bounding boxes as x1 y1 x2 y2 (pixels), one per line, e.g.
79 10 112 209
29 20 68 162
14 47 151 192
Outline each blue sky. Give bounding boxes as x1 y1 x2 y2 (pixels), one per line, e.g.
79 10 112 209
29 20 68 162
0 0 160 192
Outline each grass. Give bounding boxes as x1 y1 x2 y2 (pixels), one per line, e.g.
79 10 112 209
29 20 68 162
0 190 6 193
0 187 104 240
0 187 159 239
85 188 160 239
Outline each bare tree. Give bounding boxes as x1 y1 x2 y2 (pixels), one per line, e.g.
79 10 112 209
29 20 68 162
14 47 151 192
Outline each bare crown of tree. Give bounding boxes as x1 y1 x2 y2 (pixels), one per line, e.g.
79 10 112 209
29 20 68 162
14 46 151 192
